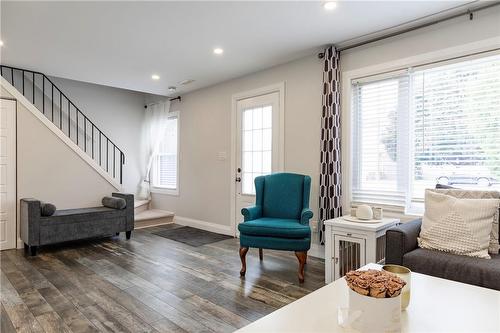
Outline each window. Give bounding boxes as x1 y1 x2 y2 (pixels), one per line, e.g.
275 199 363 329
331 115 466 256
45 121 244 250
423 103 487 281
241 105 273 195
152 112 179 193
352 53 500 212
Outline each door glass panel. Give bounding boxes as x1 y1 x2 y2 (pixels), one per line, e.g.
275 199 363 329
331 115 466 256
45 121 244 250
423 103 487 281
243 152 252 172
243 110 253 130
253 107 263 129
241 105 273 195
252 129 263 151
243 131 252 151
253 152 262 172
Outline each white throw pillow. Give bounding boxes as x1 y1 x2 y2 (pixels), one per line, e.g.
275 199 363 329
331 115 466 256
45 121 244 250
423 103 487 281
430 189 500 254
419 190 500 259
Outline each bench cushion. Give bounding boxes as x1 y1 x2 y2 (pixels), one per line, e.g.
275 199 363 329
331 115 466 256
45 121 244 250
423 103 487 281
102 196 127 209
52 207 116 216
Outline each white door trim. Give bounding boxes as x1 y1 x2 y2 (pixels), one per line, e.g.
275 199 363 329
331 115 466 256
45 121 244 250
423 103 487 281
229 82 285 236
0 98 17 250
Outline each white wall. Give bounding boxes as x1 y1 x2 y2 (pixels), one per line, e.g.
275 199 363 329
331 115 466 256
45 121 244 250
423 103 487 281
341 6 500 72
151 54 323 235
2 86 123 247
16 101 118 209
152 5 500 231
340 6 500 218
49 77 147 195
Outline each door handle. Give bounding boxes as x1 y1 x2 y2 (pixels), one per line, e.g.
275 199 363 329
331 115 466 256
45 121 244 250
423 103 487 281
235 177 241 182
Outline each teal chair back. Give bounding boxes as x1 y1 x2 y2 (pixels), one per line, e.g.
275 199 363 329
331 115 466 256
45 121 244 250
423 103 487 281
255 173 311 220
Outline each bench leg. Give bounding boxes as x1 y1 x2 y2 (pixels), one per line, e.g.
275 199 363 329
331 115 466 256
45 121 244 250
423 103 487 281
30 246 38 256
259 248 263 261
126 231 132 240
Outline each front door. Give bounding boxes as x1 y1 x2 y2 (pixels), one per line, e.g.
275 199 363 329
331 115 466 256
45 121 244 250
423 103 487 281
234 91 281 233
0 99 17 250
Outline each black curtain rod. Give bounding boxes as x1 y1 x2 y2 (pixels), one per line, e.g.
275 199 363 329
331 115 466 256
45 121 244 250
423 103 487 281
331 1 500 53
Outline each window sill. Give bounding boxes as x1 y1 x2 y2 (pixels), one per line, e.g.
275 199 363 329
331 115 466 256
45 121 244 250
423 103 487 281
350 201 423 222
151 187 179 196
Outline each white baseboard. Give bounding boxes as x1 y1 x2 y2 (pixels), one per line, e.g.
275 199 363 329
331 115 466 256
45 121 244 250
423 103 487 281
309 242 325 259
174 216 234 237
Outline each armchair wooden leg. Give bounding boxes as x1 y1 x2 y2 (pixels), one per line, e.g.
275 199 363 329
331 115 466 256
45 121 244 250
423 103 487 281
295 251 307 283
239 247 249 277
259 248 263 261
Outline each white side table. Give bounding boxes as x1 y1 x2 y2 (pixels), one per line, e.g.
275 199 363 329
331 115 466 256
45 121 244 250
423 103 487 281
324 216 399 283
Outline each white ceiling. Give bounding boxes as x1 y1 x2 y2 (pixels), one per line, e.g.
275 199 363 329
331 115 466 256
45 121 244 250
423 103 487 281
1 1 470 96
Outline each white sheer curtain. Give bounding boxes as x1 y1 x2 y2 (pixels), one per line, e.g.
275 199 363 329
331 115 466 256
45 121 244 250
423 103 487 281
138 100 171 199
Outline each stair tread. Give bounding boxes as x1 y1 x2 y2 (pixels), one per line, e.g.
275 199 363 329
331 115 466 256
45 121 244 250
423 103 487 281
134 199 151 208
136 209 174 221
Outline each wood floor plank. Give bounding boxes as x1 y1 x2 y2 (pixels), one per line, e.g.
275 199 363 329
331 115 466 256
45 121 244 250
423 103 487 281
0 224 325 333
124 286 215 333
18 288 53 317
0 271 23 307
37 286 99 333
36 254 158 333
149 318 188 333
1 303 17 333
35 311 72 333
79 305 131 333
2 303 45 333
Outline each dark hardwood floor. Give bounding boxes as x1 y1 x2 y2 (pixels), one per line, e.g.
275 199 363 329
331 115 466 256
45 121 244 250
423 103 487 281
0 224 325 333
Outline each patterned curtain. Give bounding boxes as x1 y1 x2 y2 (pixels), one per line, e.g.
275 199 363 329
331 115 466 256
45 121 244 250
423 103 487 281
319 46 342 244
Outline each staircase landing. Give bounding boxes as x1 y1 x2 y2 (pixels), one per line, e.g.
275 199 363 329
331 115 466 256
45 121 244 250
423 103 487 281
135 204 174 229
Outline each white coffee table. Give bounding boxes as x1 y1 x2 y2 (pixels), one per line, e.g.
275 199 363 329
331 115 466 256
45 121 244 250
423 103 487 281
235 264 500 332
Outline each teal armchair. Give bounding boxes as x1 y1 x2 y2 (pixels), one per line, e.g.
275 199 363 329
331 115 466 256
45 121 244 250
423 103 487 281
238 173 313 283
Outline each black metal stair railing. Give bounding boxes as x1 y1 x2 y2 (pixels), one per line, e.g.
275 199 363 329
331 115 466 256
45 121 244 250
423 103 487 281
0 65 125 185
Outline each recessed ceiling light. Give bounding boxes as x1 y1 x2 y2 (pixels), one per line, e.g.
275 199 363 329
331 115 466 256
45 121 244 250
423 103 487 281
213 48 224 55
323 1 337 10
0 40 4 47
151 74 160 80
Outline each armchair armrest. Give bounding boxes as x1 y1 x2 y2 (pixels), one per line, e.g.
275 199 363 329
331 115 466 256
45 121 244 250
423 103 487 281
112 193 134 230
20 198 42 246
300 208 313 225
241 206 262 222
385 218 422 266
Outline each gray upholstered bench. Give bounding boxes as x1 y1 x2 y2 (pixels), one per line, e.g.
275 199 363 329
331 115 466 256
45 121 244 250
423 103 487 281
20 193 134 256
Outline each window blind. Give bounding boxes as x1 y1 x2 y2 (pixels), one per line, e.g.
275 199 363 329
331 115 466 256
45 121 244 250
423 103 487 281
155 115 178 189
351 52 500 210
412 54 500 199
352 76 410 206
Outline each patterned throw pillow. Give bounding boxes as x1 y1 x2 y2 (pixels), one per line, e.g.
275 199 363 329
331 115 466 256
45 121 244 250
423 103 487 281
430 189 500 254
419 190 500 259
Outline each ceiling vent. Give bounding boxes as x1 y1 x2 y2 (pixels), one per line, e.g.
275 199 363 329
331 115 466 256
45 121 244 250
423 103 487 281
179 79 195 86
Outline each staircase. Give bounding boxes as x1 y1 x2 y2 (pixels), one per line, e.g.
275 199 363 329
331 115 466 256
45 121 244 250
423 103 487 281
0 65 125 185
134 200 174 229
